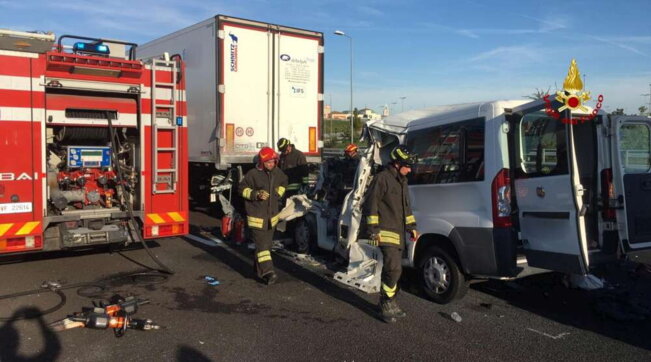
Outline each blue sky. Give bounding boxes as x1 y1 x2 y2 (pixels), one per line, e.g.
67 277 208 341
2 0 651 114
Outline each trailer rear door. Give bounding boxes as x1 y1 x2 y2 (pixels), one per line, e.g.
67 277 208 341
274 30 322 157
220 21 273 160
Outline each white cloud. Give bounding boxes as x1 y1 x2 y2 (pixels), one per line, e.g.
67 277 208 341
468 46 541 64
589 36 649 57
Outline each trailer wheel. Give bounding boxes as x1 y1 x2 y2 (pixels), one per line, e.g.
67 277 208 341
294 215 316 254
418 245 468 304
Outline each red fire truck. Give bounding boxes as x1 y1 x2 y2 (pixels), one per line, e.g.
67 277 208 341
0 29 188 255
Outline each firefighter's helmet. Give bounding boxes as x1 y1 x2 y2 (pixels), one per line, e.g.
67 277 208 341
258 147 279 163
344 143 358 156
390 145 417 167
277 138 291 152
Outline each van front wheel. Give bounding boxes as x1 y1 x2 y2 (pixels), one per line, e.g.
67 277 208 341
418 246 468 304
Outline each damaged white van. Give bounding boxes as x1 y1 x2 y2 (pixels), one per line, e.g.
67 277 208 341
346 98 651 304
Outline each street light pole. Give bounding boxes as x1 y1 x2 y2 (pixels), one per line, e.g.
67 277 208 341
642 83 651 115
334 30 353 143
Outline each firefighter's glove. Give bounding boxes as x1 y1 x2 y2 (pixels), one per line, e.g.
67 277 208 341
257 190 270 201
369 233 380 247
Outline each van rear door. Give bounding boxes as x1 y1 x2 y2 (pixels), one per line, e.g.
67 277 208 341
510 104 589 274
610 116 651 260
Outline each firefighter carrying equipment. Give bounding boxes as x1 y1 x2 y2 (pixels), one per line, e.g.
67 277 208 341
279 145 309 192
364 166 417 247
389 145 417 167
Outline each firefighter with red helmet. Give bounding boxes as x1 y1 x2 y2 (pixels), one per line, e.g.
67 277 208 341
277 138 308 195
238 147 288 285
343 143 359 160
364 145 419 323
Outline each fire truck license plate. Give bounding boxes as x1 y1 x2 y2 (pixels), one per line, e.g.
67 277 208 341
0 202 32 214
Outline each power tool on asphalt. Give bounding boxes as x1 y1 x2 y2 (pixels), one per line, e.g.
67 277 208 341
50 295 160 337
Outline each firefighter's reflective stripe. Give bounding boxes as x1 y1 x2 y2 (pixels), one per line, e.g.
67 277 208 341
257 250 272 263
379 230 401 245
382 283 397 298
286 183 301 191
270 215 280 228
167 212 185 222
15 221 40 235
242 187 254 200
147 214 166 224
405 215 416 225
247 216 264 229
302 176 310 184
276 186 286 197
367 215 379 225
0 223 14 237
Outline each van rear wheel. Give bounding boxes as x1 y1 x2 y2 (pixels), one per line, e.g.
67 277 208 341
418 246 468 304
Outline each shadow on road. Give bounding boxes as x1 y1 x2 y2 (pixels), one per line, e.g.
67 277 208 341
0 307 61 361
183 232 382 322
176 345 212 362
469 265 651 351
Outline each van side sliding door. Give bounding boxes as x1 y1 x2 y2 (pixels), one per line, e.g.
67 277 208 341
510 106 589 274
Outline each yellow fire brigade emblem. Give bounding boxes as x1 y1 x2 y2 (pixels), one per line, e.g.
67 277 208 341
556 59 591 112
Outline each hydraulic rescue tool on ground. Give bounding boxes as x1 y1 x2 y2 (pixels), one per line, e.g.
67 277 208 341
50 295 159 337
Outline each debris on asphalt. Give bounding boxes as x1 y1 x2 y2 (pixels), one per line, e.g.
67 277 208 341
204 276 220 286
449 312 462 323
563 274 604 290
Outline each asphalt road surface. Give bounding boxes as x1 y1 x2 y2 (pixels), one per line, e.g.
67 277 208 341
1 211 650 361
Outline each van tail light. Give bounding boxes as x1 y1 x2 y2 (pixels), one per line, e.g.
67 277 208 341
601 168 616 221
492 168 512 227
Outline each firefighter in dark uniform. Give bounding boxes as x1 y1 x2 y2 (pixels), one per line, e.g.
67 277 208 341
239 147 288 285
277 138 308 196
364 145 419 323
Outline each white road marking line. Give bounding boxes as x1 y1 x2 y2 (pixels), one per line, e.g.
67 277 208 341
186 233 224 246
526 328 570 340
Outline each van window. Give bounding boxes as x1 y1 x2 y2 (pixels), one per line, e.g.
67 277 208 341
516 112 568 178
619 123 651 173
406 118 485 184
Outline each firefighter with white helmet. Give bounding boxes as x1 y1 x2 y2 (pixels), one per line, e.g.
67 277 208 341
364 145 420 323
238 147 288 285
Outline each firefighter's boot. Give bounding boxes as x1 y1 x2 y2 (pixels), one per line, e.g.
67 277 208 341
264 271 278 285
379 296 397 323
389 298 407 318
